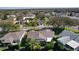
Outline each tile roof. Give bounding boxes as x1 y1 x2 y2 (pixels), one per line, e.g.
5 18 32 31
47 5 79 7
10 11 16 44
0 31 25 44
27 29 54 41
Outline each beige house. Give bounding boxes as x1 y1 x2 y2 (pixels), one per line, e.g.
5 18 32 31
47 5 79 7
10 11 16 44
27 29 54 42
0 31 26 45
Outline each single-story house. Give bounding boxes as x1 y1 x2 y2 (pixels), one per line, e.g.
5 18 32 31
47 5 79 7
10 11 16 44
57 36 79 51
0 31 26 46
7 15 16 21
45 12 51 16
27 29 54 42
23 14 35 20
58 30 79 50
7 15 16 18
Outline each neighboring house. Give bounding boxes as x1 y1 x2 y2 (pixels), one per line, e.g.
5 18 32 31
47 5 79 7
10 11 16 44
0 31 26 46
7 15 17 24
23 14 35 20
71 26 79 30
45 12 51 16
7 15 16 18
7 15 16 21
58 36 79 51
58 30 79 51
27 29 54 42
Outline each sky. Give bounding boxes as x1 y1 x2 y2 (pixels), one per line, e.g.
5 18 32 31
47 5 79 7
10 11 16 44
0 0 79 8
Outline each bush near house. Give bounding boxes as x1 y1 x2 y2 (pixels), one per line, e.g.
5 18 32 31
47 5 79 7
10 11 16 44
52 27 64 35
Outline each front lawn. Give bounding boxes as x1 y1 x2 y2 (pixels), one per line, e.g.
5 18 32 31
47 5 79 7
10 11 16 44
0 47 8 51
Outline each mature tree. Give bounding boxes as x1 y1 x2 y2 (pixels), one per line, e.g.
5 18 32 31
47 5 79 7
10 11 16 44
0 21 20 32
28 39 41 51
49 16 79 26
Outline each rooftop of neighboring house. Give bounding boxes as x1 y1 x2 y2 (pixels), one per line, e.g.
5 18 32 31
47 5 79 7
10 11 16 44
7 15 16 18
66 40 79 49
57 36 71 45
27 29 54 42
45 12 51 16
59 30 79 40
58 30 79 50
23 13 35 19
0 31 25 44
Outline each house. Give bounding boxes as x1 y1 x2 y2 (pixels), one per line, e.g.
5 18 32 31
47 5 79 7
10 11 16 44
0 31 26 46
45 12 51 16
23 13 35 20
27 29 54 42
57 36 79 51
7 15 16 21
71 26 79 30
58 30 79 50
6 15 18 24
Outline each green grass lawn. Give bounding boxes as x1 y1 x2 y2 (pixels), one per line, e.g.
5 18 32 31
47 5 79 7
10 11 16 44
0 47 8 51
65 27 79 33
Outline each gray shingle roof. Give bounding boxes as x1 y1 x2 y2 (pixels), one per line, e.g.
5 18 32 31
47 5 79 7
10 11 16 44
58 36 71 45
74 36 79 43
59 30 79 50
59 30 78 40
0 31 25 44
